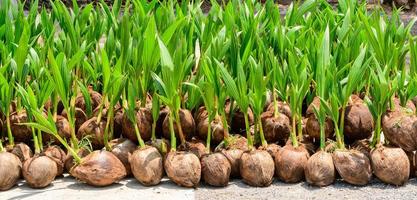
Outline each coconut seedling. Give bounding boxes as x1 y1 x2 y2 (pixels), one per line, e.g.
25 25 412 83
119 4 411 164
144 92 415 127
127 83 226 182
304 27 335 187
275 53 311 183
152 37 201 188
365 64 410 186
321 47 372 186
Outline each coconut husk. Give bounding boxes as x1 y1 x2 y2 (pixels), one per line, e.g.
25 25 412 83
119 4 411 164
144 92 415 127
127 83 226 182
77 117 106 149
240 150 275 187
180 138 206 159
261 110 291 144
43 115 71 144
225 103 254 135
164 151 201 188
23 155 57 188
62 107 88 133
147 139 170 157
201 152 231 187
9 143 33 162
275 144 309 183
195 107 225 144
121 107 153 143
162 109 195 141
305 151 335 187
109 138 136 175
71 150 127 186
214 135 248 178
264 143 280 159
351 139 371 158
75 89 102 111
0 152 22 191
382 110 417 152
64 148 90 173
370 145 409 185
43 145 66 176
10 110 32 143
344 95 374 143
332 149 372 185
129 146 163 186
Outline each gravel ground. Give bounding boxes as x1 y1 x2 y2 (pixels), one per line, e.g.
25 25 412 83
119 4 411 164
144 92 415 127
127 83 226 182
2 175 417 200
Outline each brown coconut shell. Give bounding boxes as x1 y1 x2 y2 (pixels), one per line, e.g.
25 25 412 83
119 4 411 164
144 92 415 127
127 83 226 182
43 145 66 176
265 143 281 159
162 109 195 141
344 95 374 143
0 152 22 191
129 146 163 186
164 151 201 188
370 145 409 186
23 155 57 188
305 151 335 187
77 117 106 149
240 150 275 187
306 116 334 140
382 111 417 152
109 138 136 175
75 90 102 111
62 107 88 133
64 148 90 173
9 143 33 162
10 110 32 143
351 139 371 158
201 152 231 187
71 150 127 186
225 103 254 135
215 135 248 178
180 138 207 159
43 115 71 144
332 149 372 185
261 110 291 144
195 107 225 144
121 107 153 143
275 144 309 183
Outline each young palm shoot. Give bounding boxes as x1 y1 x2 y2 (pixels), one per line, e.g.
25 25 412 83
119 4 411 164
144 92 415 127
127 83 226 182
366 66 410 186
153 37 200 188
304 27 335 187
275 53 311 183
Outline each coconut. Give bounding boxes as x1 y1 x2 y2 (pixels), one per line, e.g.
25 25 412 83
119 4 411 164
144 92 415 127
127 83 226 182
9 143 33 162
305 151 335 187
23 155 57 188
181 138 206 159
64 148 90 173
201 152 231 187
195 107 224 144
77 117 106 149
240 150 274 187
225 103 254 135
162 109 195 141
109 138 136 175
164 151 201 188
62 107 88 133
10 110 32 143
75 89 102 111
261 110 291 144
215 135 248 178
370 145 409 185
265 143 280 159
306 116 334 140
275 144 309 183
0 152 22 191
382 111 417 152
121 107 153 143
43 115 71 144
43 145 66 176
71 150 127 186
129 146 163 186
344 95 374 143
332 149 372 185
351 139 371 158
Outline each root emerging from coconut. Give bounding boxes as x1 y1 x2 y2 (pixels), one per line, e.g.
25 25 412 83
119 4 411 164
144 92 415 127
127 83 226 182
77 117 106 149
110 138 136 175
371 146 409 186
305 151 335 187
164 151 201 188
71 150 127 186
201 152 231 187
129 146 163 186
43 146 66 176
9 143 33 162
23 155 57 188
332 149 372 185
275 144 309 183
240 150 274 187
0 152 22 191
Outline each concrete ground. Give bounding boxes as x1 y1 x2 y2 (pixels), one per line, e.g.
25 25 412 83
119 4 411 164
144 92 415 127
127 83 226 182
2 175 417 200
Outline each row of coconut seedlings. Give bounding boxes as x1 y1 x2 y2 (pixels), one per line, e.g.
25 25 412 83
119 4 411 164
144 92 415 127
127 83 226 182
1 0 417 190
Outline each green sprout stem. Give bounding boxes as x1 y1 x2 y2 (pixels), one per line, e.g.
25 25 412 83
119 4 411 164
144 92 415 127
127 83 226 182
291 115 299 147
134 122 146 148
103 109 114 151
206 117 212 154
297 116 303 141
220 112 230 147
339 106 346 145
273 90 280 118
371 115 382 148
168 112 177 151
6 114 14 147
258 118 267 147
319 125 325 150
0 139 4 152
174 113 186 145
32 128 41 154
151 122 157 142
244 112 253 150
37 129 43 152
